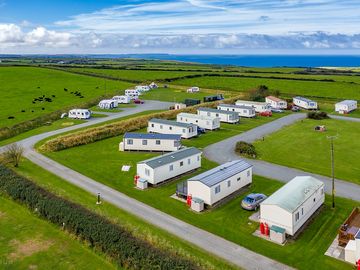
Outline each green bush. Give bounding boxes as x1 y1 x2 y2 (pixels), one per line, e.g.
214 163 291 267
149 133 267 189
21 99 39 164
235 141 257 158
0 165 199 270
40 95 243 152
307 111 329 120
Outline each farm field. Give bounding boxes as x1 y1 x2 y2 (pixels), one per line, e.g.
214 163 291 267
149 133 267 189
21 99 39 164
253 118 360 184
0 195 117 270
0 66 132 128
172 75 360 100
13 159 236 270
43 142 354 270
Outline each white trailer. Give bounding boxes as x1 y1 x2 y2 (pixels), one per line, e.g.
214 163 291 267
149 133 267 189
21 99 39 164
112 95 131 104
135 85 151 92
68 109 91 119
265 96 287 109
197 107 239 124
260 176 324 236
187 86 200 93
137 147 202 185
125 89 140 99
119 133 182 152
217 104 256 118
174 103 187 110
177 112 220 130
293 96 318 110
186 160 252 206
149 82 158 89
235 100 271 113
148 118 198 139
335 100 357 114
98 99 118 109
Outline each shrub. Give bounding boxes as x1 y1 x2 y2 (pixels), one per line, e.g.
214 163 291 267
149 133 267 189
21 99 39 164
235 141 257 158
248 85 269 101
40 95 243 152
1 143 24 167
307 111 329 120
0 165 199 270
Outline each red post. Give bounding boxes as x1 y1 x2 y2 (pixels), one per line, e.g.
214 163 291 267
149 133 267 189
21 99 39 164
186 194 192 206
357 259 360 270
264 223 269 236
134 175 139 185
260 222 265 235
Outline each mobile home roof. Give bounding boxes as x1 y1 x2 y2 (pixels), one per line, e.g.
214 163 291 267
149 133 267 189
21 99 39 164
197 107 238 116
236 100 268 105
261 176 324 213
138 147 202 169
124 133 181 140
336 100 357 106
188 160 252 187
294 96 315 103
149 118 197 128
177 112 215 121
218 104 254 110
266 96 284 102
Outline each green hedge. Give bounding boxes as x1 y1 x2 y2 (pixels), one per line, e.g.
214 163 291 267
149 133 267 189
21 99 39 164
0 165 199 270
235 141 257 158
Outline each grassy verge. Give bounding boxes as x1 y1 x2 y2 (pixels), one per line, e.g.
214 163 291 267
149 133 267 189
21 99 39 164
252 118 360 184
0 195 118 270
13 159 237 270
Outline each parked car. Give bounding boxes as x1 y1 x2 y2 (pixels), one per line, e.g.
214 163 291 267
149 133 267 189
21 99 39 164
291 105 300 112
133 99 144 104
197 126 206 134
271 108 284 113
259 111 272 117
241 193 267 210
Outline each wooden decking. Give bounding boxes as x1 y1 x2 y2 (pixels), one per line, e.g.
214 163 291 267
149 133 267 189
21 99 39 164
338 207 360 247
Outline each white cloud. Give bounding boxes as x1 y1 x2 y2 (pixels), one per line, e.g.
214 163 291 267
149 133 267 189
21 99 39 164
0 24 23 43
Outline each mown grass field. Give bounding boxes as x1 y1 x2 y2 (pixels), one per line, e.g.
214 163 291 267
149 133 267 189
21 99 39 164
0 195 117 270
173 75 360 100
0 66 132 128
13 159 236 270
253 118 360 184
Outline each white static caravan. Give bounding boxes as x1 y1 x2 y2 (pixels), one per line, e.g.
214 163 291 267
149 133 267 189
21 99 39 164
335 100 357 114
217 104 256 118
112 95 131 104
68 109 91 119
344 231 360 265
260 176 325 236
177 112 220 130
137 147 202 185
147 118 198 139
125 89 140 99
187 86 200 93
119 133 182 152
265 96 287 109
149 82 158 89
235 100 271 113
98 99 118 109
197 107 239 124
293 96 318 110
186 160 252 206
135 85 151 92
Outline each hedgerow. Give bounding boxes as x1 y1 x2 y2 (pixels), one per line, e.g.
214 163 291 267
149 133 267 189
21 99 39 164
40 95 243 152
0 165 199 270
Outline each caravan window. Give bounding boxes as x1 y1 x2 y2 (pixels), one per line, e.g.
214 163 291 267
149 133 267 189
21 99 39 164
180 161 184 167
151 123 154 127
160 125 163 129
156 140 161 145
169 126 172 130
295 212 299 221
145 168 150 176
142 140 147 145
188 158 191 165
207 112 210 116
127 139 133 145
247 170 251 177
227 180 231 187
215 185 221 194
169 165 174 171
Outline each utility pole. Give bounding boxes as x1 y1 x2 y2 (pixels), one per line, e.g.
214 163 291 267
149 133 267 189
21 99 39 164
327 135 338 208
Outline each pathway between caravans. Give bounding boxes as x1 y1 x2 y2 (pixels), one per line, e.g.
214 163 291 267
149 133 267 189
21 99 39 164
204 113 360 202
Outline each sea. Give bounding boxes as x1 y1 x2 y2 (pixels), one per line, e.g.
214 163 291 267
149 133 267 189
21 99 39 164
90 54 360 68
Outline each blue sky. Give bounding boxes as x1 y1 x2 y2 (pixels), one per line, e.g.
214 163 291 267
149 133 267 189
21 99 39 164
0 0 360 54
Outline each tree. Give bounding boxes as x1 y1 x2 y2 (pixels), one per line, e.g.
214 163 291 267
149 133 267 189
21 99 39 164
2 143 24 167
248 85 269 101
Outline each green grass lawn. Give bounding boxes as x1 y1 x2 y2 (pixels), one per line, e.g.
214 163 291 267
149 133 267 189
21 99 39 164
42 113 355 270
253 118 360 184
319 101 360 118
173 75 360 100
13 159 236 270
0 195 117 270
0 66 132 128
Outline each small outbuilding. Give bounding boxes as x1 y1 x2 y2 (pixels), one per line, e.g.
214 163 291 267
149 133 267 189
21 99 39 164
182 160 253 207
265 96 287 109
260 176 325 236
217 104 256 118
136 147 202 185
177 112 220 130
68 109 91 119
119 133 182 152
235 100 271 113
147 118 198 139
335 100 357 114
293 96 318 110
98 99 118 109
174 103 187 110
197 107 239 124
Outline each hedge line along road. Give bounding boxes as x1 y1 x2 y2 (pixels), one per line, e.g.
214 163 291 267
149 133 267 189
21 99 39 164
204 113 360 202
0 100 294 270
